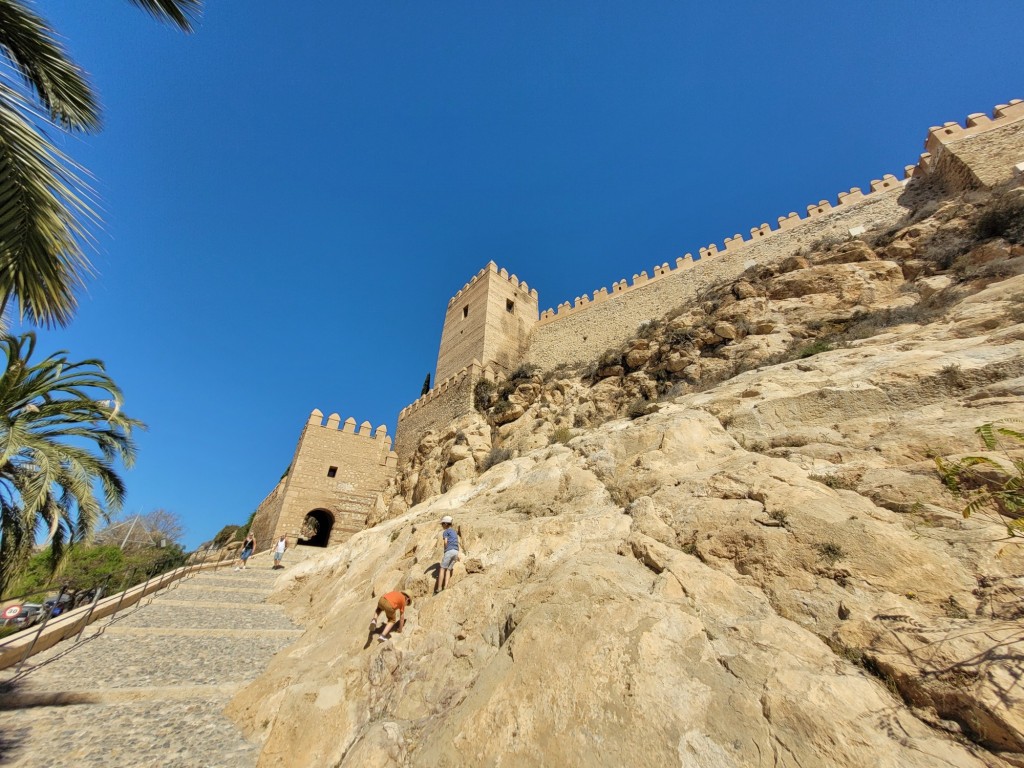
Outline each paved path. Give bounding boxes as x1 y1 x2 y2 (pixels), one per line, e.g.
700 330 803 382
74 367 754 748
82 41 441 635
0 548 315 767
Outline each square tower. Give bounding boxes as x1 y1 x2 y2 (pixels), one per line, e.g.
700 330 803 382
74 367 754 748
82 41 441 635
435 262 539 382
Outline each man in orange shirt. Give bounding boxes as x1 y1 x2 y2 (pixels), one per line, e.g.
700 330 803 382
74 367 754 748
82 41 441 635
370 591 412 642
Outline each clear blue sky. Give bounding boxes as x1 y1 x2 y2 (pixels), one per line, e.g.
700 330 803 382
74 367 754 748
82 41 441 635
21 1 1024 548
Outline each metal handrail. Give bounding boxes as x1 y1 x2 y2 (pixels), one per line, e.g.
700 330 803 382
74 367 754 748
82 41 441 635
2 543 240 674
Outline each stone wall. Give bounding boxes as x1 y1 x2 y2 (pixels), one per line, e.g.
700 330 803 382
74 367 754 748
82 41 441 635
923 100 1024 191
395 361 491 462
522 100 1024 370
250 411 398 548
436 264 539 382
248 479 285 552
526 181 913 369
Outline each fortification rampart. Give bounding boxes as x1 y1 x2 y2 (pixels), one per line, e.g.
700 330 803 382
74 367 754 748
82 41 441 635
919 99 1024 191
390 99 1024 462
250 411 399 549
395 359 496 461
523 99 1024 368
534 174 905 330
526 176 912 368
248 478 285 551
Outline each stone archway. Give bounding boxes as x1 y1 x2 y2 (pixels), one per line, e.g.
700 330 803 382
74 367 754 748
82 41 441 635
298 509 334 547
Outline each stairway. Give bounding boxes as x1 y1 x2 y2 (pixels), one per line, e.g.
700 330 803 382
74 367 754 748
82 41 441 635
0 546 321 767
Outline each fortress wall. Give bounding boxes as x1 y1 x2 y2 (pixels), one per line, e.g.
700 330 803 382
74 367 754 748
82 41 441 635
258 412 398 546
924 100 1024 190
248 479 285 553
526 178 913 370
395 361 489 462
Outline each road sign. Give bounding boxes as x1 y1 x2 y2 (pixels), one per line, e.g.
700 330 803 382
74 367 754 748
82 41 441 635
3 604 22 619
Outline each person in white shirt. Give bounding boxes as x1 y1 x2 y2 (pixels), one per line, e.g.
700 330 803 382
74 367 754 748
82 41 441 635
272 536 287 569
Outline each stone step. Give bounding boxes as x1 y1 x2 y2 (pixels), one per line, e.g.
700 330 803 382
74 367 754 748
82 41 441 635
0 692 258 767
174 585 274 598
7 633 296 692
101 626 302 638
171 587 272 604
115 603 298 631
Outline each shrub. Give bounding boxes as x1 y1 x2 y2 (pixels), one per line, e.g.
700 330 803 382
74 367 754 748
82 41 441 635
940 363 969 390
815 542 845 564
473 379 496 412
796 340 833 358
637 319 662 339
492 399 514 415
598 348 622 369
213 525 240 547
481 446 513 471
935 422 1024 539
809 233 850 252
975 194 1024 244
507 364 538 383
550 426 575 445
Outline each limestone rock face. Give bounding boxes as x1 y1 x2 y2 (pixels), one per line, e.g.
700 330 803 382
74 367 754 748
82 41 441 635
230 383 1024 767
238 184 1024 766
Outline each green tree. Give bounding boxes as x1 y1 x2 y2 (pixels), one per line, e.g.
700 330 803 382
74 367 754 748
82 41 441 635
0 333 143 594
0 0 201 327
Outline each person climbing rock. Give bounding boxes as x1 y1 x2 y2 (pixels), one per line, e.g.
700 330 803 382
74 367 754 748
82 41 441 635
435 515 461 594
370 591 412 642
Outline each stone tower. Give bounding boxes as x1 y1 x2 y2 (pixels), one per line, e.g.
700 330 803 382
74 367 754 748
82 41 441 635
249 410 398 550
435 261 539 382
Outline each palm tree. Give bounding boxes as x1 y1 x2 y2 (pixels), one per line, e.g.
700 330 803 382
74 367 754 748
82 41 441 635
0 332 143 595
0 0 201 328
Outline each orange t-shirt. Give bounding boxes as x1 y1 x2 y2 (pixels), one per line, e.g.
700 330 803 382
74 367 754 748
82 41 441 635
383 591 407 612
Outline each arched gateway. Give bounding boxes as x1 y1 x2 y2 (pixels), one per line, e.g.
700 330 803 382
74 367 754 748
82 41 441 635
298 509 334 547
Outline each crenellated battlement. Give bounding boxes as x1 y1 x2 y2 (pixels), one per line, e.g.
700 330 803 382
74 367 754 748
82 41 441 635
398 359 496 421
306 409 391 442
393 97 1023 466
923 99 1024 155
536 171 906 326
446 261 539 308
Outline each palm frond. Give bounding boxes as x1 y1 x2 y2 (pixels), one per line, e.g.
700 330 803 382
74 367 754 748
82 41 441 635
0 332 144 594
0 92 96 327
125 0 202 33
0 0 100 130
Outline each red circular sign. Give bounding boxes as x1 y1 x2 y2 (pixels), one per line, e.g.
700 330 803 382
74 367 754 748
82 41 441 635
3 604 22 619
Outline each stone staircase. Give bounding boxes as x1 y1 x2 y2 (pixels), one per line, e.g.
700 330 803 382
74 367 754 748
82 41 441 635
0 546 321 767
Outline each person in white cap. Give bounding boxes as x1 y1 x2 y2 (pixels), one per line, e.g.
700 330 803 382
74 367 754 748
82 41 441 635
435 515 461 594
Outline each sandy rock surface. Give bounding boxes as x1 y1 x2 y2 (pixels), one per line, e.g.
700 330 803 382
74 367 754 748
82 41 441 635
229 181 1024 767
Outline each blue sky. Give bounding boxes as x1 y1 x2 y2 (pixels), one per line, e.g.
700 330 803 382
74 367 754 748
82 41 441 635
20 1 1024 548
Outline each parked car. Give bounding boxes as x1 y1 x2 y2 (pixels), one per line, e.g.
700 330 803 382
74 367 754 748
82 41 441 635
2 603 43 630
43 595 71 617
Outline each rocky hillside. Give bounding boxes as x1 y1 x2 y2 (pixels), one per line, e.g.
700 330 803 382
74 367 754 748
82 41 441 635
228 181 1024 766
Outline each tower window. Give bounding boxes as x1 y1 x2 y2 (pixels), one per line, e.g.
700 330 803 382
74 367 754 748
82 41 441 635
463 305 469 319
327 466 337 478
506 299 515 314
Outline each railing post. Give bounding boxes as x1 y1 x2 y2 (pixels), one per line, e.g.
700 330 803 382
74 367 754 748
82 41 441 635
15 586 67 676
76 577 109 642
108 567 137 623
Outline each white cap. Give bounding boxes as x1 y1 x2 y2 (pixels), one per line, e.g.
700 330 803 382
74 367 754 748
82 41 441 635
440 515 453 524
